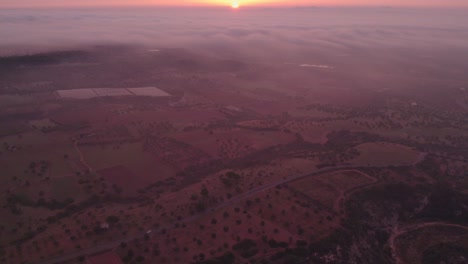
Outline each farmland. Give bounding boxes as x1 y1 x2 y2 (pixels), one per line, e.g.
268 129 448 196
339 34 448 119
288 170 375 211
0 45 467 264
350 142 424 167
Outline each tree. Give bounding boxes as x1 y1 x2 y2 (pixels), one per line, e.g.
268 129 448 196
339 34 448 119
196 201 206 212
201 186 209 197
223 211 230 218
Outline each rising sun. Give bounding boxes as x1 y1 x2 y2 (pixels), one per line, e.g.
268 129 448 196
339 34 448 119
231 2 240 8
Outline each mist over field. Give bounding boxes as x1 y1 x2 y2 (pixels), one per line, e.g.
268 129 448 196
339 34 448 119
2 6 468 104
1 7 468 57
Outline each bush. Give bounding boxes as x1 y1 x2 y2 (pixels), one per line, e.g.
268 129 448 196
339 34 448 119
106 215 119 224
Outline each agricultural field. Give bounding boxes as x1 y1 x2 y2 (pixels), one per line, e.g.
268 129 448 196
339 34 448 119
29 118 58 131
170 128 296 159
80 142 177 188
0 44 467 264
349 142 424 167
288 170 375 211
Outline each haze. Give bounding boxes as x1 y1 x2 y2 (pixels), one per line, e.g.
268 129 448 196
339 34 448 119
1 7 467 56
1 2 468 264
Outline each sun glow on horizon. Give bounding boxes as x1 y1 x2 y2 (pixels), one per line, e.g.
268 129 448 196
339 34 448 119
1 0 467 8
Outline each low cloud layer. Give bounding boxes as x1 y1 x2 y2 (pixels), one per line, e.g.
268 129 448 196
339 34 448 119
1 7 468 58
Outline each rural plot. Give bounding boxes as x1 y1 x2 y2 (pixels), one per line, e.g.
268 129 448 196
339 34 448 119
288 171 374 211
97 165 140 195
56 88 98 99
283 121 330 144
29 118 57 130
144 136 212 169
49 177 88 202
170 128 295 159
81 142 177 194
127 87 171 97
236 119 281 130
0 131 79 184
0 94 35 106
51 104 125 126
93 88 132 97
350 142 423 167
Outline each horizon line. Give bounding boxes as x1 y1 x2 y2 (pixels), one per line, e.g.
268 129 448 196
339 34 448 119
1 4 468 9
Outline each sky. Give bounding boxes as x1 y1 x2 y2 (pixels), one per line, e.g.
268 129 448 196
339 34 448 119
1 0 467 8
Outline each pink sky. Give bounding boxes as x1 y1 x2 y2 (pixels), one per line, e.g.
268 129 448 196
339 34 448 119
1 0 467 8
